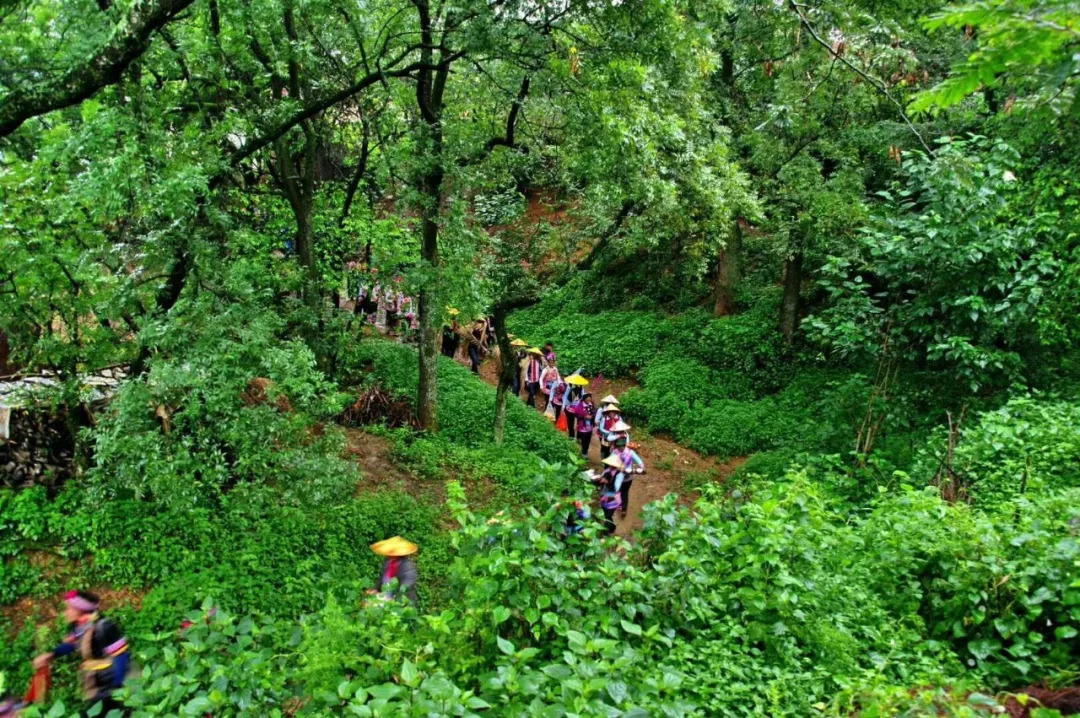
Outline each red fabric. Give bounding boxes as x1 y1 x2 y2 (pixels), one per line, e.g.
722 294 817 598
382 558 400 586
555 411 568 432
25 666 50 704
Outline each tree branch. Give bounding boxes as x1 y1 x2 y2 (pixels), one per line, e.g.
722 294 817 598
787 1 933 155
227 57 423 168
0 0 197 137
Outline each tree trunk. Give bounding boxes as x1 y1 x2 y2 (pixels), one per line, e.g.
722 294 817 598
491 308 515 445
0 330 14 376
412 1 449 432
713 219 741 316
779 248 803 344
416 202 441 431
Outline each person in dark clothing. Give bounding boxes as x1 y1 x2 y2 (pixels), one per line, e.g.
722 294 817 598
467 318 487 374
576 393 596 457
33 590 130 714
441 311 461 358
371 536 419 605
509 339 528 396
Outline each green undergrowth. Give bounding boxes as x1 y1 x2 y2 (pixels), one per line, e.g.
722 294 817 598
338 338 578 497
509 290 790 390
8 477 1077 716
0 482 447 687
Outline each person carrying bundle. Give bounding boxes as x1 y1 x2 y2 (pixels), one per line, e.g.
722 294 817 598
467 317 488 374
32 590 131 714
370 536 419 605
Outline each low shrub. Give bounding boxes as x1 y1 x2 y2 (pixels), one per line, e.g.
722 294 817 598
338 339 577 491
914 394 1080 509
857 486 1080 682
509 291 789 388
0 483 445 618
87 297 357 509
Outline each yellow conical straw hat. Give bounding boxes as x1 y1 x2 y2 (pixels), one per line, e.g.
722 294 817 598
566 374 589 386
600 394 619 405
510 338 528 347
370 536 418 557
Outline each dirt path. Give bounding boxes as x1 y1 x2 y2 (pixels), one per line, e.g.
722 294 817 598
476 353 744 538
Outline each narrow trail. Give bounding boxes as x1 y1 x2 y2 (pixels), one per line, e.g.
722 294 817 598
473 351 744 538
333 311 745 536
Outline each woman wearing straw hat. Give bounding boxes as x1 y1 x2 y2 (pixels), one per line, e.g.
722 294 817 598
596 403 622 459
539 358 562 417
370 536 419 605
611 430 644 518
598 454 625 534
523 347 544 407
561 373 589 439
508 338 528 396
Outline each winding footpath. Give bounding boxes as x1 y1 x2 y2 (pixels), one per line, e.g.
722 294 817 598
474 352 744 538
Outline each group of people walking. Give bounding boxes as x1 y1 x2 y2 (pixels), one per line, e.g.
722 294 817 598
441 310 494 374
348 265 418 338
507 341 647 536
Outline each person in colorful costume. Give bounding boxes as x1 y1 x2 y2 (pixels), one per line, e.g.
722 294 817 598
547 371 567 422
371 536 419 605
539 359 561 416
559 489 590 537
33 590 130 713
611 432 645 517
596 403 622 459
542 342 556 365
523 348 544 408
598 454 625 534
575 393 596 457
561 373 588 439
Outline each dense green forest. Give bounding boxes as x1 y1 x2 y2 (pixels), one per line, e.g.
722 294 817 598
1 0 1079 715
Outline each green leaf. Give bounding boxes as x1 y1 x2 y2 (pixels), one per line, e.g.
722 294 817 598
182 695 213 715
496 636 516 655
400 659 419 686
620 619 643 636
607 680 629 704
541 664 573 680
